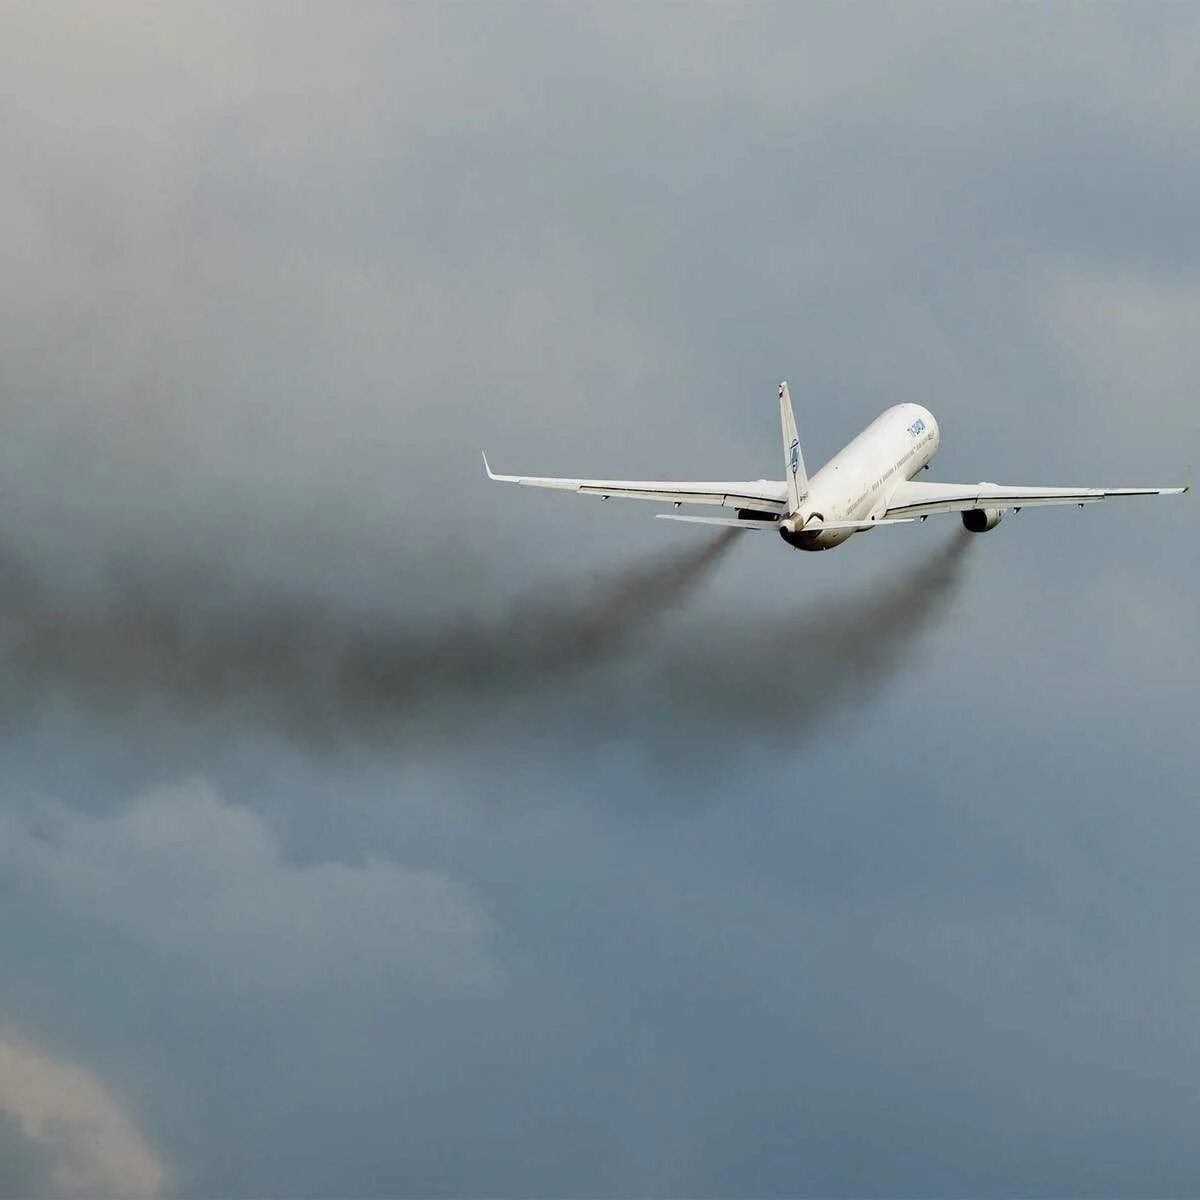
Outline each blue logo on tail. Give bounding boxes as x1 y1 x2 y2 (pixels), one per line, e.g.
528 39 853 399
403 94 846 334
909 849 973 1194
789 439 800 474
908 418 926 437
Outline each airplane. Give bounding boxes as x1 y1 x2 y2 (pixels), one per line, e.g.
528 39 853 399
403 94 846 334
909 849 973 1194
484 383 1188 551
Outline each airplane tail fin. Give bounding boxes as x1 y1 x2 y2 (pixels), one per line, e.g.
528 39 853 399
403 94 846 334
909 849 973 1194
779 381 808 510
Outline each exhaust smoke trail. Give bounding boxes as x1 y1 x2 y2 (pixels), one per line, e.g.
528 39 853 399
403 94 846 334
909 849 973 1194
505 531 976 774
0 528 972 761
631 530 974 746
0 530 739 745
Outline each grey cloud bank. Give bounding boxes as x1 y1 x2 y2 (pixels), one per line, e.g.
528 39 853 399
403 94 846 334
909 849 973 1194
0 780 495 992
0 4 1197 1197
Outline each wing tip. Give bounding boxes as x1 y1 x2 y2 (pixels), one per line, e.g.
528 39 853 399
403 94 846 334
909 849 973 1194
482 450 497 480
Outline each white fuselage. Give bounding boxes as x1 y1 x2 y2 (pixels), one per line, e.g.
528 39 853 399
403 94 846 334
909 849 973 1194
784 404 940 550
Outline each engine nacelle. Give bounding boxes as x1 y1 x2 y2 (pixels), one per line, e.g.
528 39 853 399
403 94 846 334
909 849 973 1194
961 507 1004 533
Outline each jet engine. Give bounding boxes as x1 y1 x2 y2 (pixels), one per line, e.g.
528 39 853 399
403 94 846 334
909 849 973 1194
961 507 1004 533
778 513 818 546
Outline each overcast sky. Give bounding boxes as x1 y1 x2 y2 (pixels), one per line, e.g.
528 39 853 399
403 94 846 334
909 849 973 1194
1 5 1198 1196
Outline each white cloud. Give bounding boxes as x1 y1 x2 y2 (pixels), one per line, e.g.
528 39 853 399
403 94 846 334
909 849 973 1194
0 1035 165 1199
0 780 496 993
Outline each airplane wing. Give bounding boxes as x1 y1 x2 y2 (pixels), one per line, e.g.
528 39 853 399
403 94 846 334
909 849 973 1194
884 479 1188 520
483 453 787 514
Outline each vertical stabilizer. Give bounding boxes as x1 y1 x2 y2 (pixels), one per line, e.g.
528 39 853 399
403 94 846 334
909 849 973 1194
779 381 808 509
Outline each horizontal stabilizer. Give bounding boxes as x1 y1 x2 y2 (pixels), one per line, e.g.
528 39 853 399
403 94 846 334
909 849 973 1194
655 514 775 530
810 517 917 530
655 514 918 532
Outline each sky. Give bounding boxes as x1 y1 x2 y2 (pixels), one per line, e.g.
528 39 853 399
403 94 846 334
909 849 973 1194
0 4 1197 1196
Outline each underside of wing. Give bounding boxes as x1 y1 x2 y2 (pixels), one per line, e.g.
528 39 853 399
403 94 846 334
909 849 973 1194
483 453 787 514
885 479 1188 520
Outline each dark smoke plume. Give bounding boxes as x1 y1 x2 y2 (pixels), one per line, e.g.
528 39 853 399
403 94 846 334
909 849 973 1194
0 528 972 760
572 530 976 764
0 529 739 745
666 530 970 723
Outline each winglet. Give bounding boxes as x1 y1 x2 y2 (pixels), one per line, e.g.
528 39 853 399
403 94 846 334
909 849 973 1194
482 452 522 485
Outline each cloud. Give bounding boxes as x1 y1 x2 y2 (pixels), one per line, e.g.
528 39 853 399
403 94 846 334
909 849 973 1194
0 780 495 992
0 1035 165 1199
